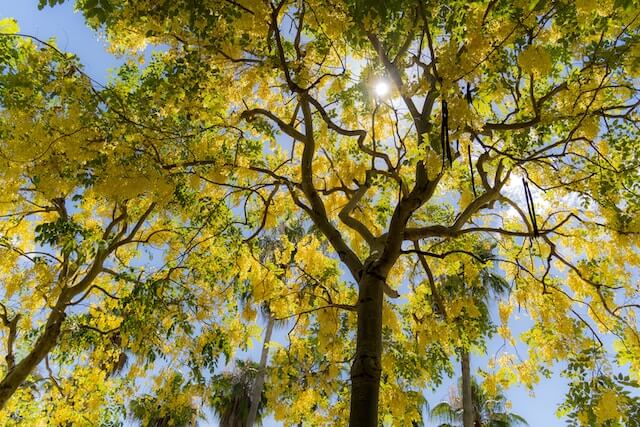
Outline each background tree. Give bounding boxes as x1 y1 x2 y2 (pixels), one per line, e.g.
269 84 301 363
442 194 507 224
430 250 510 427
130 373 201 427
0 19 252 424
430 377 528 427
21 0 640 424
210 360 268 427
245 226 303 426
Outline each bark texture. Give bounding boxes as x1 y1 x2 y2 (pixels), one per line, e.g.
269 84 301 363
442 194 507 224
349 273 384 427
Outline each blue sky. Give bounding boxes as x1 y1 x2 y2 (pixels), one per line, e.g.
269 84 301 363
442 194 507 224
0 0 122 83
0 2 571 425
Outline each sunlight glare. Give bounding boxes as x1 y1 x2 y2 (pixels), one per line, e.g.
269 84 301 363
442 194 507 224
374 80 390 97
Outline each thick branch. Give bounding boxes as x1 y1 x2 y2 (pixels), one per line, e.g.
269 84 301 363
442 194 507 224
298 95 363 278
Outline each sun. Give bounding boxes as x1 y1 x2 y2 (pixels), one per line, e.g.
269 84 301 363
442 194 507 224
374 80 390 97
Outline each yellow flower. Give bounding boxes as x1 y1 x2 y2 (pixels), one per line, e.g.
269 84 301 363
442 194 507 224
499 301 513 325
576 0 613 18
577 410 590 426
594 390 619 424
579 116 600 140
518 45 552 78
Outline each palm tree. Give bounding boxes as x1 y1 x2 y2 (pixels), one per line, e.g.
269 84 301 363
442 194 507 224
209 359 268 427
429 377 528 427
246 309 276 427
437 251 511 427
410 392 430 427
210 228 296 427
129 373 200 427
128 360 267 427
130 401 199 427
244 223 303 426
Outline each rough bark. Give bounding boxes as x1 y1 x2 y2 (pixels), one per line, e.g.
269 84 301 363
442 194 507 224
461 351 474 427
349 273 384 427
246 314 274 426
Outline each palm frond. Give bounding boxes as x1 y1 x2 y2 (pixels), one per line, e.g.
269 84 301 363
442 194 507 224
441 376 529 427
209 360 267 427
479 270 510 297
504 413 529 426
430 401 462 425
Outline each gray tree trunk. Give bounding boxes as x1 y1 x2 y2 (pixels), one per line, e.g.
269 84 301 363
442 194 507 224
246 314 274 426
461 351 474 427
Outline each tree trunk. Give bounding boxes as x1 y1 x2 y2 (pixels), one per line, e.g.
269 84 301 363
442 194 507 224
246 314 274 427
0 308 65 408
461 351 474 427
0 246 107 408
349 273 384 427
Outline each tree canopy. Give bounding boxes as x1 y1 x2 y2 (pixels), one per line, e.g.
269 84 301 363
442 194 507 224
2 0 640 425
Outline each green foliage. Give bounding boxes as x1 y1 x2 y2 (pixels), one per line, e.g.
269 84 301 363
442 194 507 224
37 0 66 10
34 217 86 247
130 373 200 427
560 348 640 426
209 360 267 427
430 377 528 427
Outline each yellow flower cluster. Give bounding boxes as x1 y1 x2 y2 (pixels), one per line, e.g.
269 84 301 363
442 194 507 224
518 45 553 78
594 390 620 424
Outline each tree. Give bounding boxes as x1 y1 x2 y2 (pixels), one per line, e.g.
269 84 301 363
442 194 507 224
246 227 301 427
129 362 269 427
0 19 251 424
434 254 511 427
11 0 640 424
430 377 528 427
0 20 167 417
130 373 201 427
246 311 274 427
210 360 268 427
